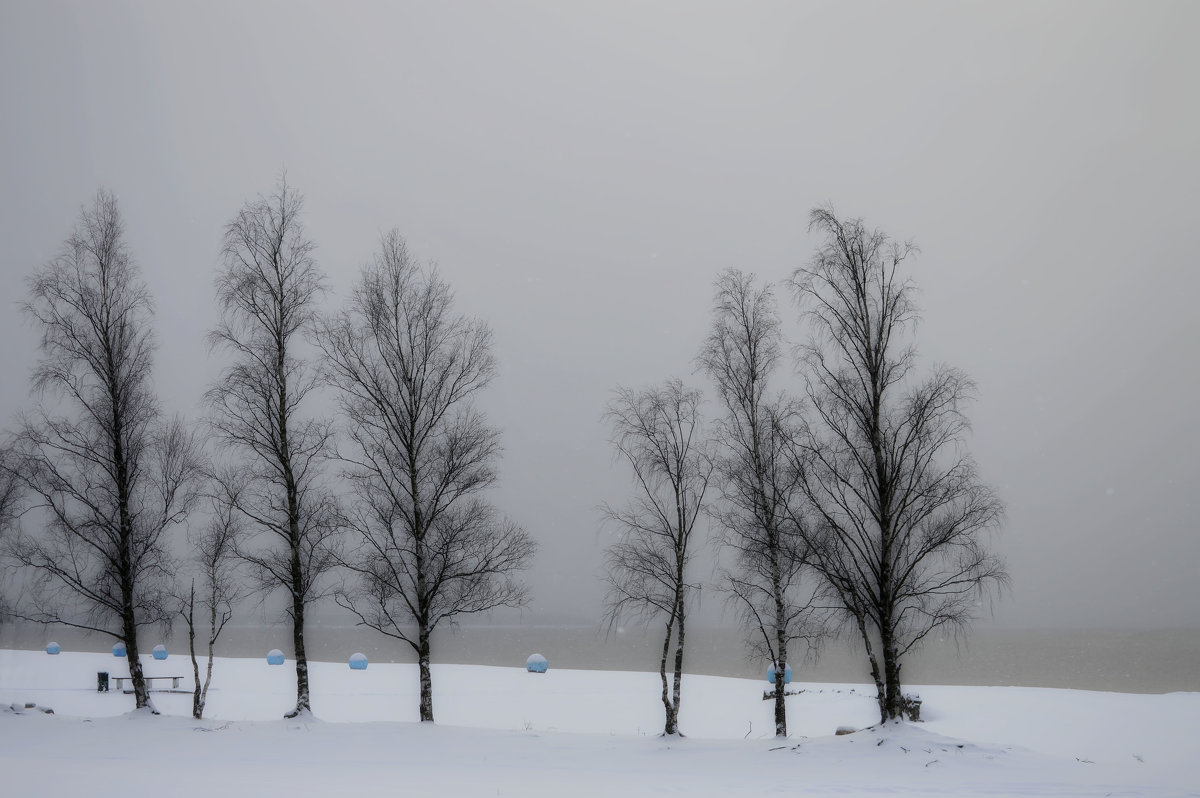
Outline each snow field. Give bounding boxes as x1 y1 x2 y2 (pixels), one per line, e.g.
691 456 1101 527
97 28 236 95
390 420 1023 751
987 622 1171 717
1 649 1196 796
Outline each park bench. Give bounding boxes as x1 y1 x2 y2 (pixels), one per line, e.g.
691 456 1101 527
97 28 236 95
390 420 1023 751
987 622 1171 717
109 675 186 693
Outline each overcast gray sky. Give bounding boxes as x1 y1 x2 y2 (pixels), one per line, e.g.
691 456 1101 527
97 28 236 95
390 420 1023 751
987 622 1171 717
2 0 1197 630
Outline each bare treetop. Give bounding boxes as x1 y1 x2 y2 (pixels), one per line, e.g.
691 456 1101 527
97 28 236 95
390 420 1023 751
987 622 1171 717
701 269 782 414
794 207 920 390
215 179 323 345
25 190 156 432
331 230 497 463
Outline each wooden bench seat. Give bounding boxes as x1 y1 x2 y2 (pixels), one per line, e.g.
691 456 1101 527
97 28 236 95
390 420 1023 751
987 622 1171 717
111 675 186 692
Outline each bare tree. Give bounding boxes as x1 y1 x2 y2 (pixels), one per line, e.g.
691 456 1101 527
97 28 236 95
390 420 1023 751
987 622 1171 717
176 496 244 719
602 380 712 736
206 177 341 718
0 445 20 553
0 446 24 621
789 207 1006 723
317 230 535 723
698 269 821 738
0 448 19 533
1 191 202 711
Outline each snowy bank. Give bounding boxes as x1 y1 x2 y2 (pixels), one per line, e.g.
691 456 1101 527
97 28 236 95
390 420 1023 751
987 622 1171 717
0 649 1195 796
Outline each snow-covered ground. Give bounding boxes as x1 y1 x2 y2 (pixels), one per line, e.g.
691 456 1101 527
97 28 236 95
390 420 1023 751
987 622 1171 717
1 649 1195 796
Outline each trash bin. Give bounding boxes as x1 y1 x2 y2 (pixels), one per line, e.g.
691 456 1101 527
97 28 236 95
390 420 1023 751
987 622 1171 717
97 672 109 693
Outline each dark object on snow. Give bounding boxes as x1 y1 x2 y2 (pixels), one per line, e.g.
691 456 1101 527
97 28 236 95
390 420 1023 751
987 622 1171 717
835 726 856 736
97 672 109 692
900 693 922 721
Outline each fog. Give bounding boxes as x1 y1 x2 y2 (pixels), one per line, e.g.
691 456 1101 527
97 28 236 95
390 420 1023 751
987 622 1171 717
1 0 1197 632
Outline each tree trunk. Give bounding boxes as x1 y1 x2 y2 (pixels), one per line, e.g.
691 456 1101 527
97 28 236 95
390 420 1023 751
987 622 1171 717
882 628 903 721
867 652 886 723
277 308 312 720
201 633 216 719
187 587 202 718
411 439 435 723
197 587 219 720
287 592 311 717
771 543 788 737
854 614 888 724
418 623 434 722
119 554 151 711
659 614 676 735
671 604 686 737
190 636 202 720
115 460 149 709
122 620 151 712
285 455 310 717
772 652 787 737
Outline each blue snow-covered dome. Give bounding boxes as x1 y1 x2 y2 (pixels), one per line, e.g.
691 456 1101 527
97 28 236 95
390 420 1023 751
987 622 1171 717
525 653 548 673
766 663 793 684
45 642 61 655
152 644 168 660
267 649 285 665
112 643 126 657
349 652 368 670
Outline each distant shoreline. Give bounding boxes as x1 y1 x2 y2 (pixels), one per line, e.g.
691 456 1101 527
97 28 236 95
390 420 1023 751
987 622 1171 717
3 622 1196 694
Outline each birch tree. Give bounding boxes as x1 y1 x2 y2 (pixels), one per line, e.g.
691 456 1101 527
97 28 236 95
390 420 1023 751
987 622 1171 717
602 380 712 736
790 207 1006 722
0 448 19 534
2 191 201 711
176 496 244 719
699 269 821 738
207 177 340 718
318 230 535 723
0 448 16 623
